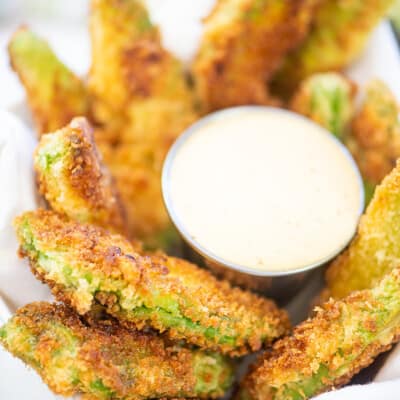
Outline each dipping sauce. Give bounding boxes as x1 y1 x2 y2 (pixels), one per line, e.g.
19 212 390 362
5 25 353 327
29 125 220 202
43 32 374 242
163 107 364 273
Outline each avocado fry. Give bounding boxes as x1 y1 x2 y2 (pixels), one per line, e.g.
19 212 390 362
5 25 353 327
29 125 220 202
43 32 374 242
323 160 400 300
290 72 356 140
272 0 395 95
88 0 197 245
14 209 290 356
34 117 128 237
347 80 400 204
0 302 233 399
192 0 320 112
238 267 400 400
8 27 88 135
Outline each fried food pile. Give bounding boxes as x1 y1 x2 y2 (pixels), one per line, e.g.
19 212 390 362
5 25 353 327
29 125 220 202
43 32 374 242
290 73 400 204
34 117 128 236
15 209 289 356
0 302 233 399
272 0 395 95
3 0 400 399
191 0 320 112
8 0 393 250
9 0 197 251
1 117 289 398
238 267 400 400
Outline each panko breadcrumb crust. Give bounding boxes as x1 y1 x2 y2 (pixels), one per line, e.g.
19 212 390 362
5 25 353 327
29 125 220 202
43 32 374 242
88 0 198 243
0 302 233 399
8 27 88 135
239 268 400 400
15 209 290 356
192 0 320 112
348 80 400 201
35 117 128 237
272 0 394 95
323 160 400 300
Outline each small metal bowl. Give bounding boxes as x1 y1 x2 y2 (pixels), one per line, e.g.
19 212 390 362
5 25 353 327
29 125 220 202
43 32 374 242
162 106 365 302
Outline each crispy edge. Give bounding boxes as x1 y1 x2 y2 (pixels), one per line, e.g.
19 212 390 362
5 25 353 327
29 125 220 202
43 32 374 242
15 209 290 356
1 302 229 399
239 272 400 400
289 72 357 139
348 80 400 192
323 159 400 300
8 26 88 135
192 0 319 112
35 117 129 237
272 0 394 96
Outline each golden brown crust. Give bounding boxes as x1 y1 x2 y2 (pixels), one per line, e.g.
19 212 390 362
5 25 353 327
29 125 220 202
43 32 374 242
87 0 197 242
5 302 226 399
8 26 89 135
35 117 129 236
348 80 400 186
271 0 394 97
192 0 320 112
16 209 290 356
240 282 400 400
323 159 400 300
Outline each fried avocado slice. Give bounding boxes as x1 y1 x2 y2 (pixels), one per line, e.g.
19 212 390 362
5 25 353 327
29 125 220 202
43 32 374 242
322 160 400 301
347 80 400 204
290 73 356 140
191 0 319 112
8 27 88 135
108 100 196 246
34 117 128 236
88 0 196 129
88 0 197 244
238 267 400 400
14 210 290 356
272 0 394 95
0 302 234 399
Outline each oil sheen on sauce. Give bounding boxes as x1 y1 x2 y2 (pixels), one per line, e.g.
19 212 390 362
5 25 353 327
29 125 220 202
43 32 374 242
166 108 363 272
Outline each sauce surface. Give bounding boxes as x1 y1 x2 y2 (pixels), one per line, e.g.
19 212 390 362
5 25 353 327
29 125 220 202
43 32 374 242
165 108 363 272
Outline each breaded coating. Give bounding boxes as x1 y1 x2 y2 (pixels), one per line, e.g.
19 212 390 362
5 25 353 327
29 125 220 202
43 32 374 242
347 80 400 203
238 267 400 400
8 27 88 134
290 73 356 140
192 0 319 112
323 160 400 300
34 117 128 236
88 0 196 129
88 0 197 243
272 0 394 95
0 302 233 399
14 210 290 356
107 106 194 247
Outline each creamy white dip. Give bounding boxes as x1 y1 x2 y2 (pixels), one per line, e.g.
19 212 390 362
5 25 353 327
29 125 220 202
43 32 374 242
164 108 363 272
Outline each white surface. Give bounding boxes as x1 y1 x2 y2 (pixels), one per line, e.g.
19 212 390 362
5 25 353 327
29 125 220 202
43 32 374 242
314 379 400 400
0 110 51 309
347 22 400 101
375 344 400 382
146 0 215 61
0 112 53 399
0 3 400 399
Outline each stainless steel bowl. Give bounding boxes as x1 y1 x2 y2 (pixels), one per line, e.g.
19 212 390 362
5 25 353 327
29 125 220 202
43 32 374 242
162 106 365 302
